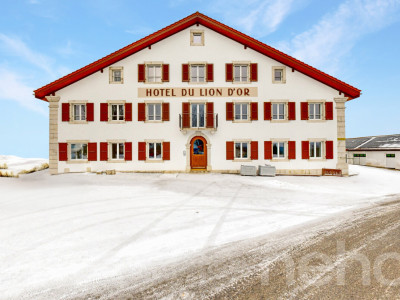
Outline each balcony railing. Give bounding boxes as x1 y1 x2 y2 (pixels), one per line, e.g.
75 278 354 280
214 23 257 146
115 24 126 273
179 113 218 130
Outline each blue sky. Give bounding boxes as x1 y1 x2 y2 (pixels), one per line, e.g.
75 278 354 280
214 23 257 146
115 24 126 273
1 0 400 158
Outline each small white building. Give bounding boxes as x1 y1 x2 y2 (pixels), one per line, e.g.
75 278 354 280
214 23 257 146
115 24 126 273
347 134 400 170
34 12 361 176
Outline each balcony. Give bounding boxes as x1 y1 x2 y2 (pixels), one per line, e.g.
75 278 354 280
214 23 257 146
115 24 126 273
179 113 218 131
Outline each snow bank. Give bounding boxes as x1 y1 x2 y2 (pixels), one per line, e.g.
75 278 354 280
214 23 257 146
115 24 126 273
0 165 400 299
0 155 48 177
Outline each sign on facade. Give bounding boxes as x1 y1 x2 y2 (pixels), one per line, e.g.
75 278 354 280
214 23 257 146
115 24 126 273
138 87 258 98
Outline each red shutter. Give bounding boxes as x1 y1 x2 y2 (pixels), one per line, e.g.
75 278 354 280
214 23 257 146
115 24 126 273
264 102 271 120
226 102 233 121
162 64 169 82
138 64 145 82
288 141 296 160
288 102 296 120
86 103 94 121
88 142 97 161
325 102 333 120
206 64 214 82
251 102 258 120
326 141 334 159
138 142 146 161
264 141 272 160
302 141 310 159
206 102 214 128
62 103 70 122
301 102 309 120
59 143 68 161
250 63 258 82
226 141 234 160
163 142 170 160
226 63 233 82
182 64 189 82
100 142 108 161
138 103 145 121
251 141 258 160
125 142 132 161
125 103 132 121
162 102 170 121
182 102 190 128
100 103 108 122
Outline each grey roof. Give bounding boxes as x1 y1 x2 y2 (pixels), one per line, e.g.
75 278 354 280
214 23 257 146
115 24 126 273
347 134 400 150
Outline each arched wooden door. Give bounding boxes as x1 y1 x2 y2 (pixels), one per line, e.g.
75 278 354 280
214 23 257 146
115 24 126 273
190 136 207 170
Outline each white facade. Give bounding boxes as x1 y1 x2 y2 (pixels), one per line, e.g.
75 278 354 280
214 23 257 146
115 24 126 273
38 16 359 175
348 150 400 170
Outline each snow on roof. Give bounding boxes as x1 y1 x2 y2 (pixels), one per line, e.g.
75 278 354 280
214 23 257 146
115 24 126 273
347 134 400 150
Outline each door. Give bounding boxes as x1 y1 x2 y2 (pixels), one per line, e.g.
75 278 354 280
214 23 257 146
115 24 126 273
386 154 396 169
190 136 207 169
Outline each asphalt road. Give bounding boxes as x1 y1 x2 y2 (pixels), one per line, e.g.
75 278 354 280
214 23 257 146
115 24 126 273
26 195 400 300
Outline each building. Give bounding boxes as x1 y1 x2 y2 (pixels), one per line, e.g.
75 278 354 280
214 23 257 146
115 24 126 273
34 12 361 176
346 134 400 170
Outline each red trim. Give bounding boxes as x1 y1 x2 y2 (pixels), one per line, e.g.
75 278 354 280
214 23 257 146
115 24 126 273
34 12 360 101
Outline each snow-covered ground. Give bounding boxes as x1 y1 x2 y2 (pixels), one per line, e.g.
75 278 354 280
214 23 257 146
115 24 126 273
1 164 400 299
0 155 48 177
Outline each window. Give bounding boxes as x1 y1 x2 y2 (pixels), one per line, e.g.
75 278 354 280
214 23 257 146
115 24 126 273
310 141 322 158
190 64 205 82
234 103 248 120
191 103 205 128
73 104 86 121
234 64 248 82
147 64 162 83
272 66 286 83
191 30 204 46
111 104 124 121
235 142 248 159
309 103 322 120
109 67 123 84
354 153 367 157
147 103 162 121
71 143 88 160
148 142 162 160
386 153 395 158
272 103 285 120
273 142 285 158
111 143 124 160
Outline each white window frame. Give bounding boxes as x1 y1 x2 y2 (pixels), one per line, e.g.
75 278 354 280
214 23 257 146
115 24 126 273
146 64 162 83
190 30 204 46
72 103 86 121
70 143 88 161
146 103 162 121
234 102 249 121
190 103 206 128
272 141 286 159
110 142 125 161
234 141 250 159
110 103 125 121
309 103 323 120
272 66 286 84
309 141 323 159
233 64 249 83
272 102 286 120
148 142 163 160
190 64 206 83
109 67 123 84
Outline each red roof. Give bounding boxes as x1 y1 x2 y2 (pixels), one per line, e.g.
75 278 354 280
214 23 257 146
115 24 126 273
34 12 361 101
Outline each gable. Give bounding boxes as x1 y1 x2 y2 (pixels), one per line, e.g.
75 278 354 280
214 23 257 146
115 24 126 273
34 12 361 101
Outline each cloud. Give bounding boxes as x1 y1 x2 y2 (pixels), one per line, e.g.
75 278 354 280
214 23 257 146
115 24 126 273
0 33 55 76
276 0 400 75
0 68 47 116
208 0 307 36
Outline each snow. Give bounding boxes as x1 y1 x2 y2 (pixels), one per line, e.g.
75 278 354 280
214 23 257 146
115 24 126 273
0 155 48 177
1 163 400 299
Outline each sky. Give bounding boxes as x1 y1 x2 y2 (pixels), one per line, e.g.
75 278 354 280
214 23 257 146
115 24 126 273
0 0 399 158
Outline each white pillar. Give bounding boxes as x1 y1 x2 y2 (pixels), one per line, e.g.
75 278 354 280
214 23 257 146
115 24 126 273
334 97 348 176
46 96 60 175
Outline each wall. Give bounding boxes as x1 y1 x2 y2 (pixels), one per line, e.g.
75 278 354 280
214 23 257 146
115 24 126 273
347 150 400 170
55 24 341 174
